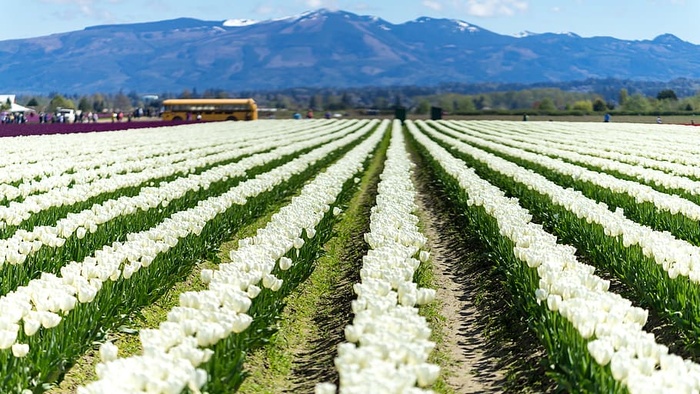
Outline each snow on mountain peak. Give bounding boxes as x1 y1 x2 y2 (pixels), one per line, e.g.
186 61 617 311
514 30 539 38
223 19 259 27
453 20 479 33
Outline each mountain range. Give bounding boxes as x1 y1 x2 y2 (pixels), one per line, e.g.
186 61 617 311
0 9 699 94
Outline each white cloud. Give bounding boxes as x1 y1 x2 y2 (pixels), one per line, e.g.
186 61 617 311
463 0 528 17
423 0 444 11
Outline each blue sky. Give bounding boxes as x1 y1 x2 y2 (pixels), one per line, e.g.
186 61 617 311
2 0 698 43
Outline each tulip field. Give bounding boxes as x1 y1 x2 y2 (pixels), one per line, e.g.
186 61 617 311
2 118 700 393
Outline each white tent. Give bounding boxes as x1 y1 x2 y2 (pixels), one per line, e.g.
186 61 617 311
0 95 33 113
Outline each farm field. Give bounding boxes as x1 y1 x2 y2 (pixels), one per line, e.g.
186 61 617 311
1 119 700 393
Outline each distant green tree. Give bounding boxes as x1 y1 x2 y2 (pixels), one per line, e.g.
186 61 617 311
1 98 11 110
657 89 678 101
439 97 456 113
686 103 694 111
572 100 593 112
341 92 353 108
415 99 430 115
26 97 38 107
537 98 556 112
455 96 475 112
393 94 402 109
47 95 75 112
91 93 106 113
592 98 607 112
473 95 491 110
619 88 629 106
309 95 320 110
373 96 389 109
114 91 132 111
622 93 652 113
78 97 91 113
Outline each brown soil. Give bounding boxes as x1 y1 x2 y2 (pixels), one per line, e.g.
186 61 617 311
414 177 506 393
409 138 555 393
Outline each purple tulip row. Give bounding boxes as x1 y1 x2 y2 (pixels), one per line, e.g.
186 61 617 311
0 121 194 138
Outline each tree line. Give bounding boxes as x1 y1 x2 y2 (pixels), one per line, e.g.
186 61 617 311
12 79 700 117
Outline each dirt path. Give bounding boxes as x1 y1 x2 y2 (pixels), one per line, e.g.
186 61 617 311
407 133 556 393
413 178 507 393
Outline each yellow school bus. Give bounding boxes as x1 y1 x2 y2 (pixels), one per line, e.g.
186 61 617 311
161 98 258 121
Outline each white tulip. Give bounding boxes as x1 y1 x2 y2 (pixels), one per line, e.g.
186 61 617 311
23 316 41 337
278 257 293 271
292 238 304 250
39 311 62 329
200 269 213 285
415 363 440 387
0 329 17 349
100 341 118 363
77 284 98 303
231 314 253 334
11 343 29 358
76 227 87 240
315 382 337 394
418 250 430 263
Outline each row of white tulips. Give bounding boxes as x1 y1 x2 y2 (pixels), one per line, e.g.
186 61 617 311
0 120 361 229
78 120 388 393
0 119 380 362
432 121 700 221
0 124 226 182
0 120 368 269
0 132 252 203
471 120 700 169
318 120 438 394
0 120 341 202
441 120 700 195
407 120 700 393
448 120 700 179
417 121 700 283
0 119 300 170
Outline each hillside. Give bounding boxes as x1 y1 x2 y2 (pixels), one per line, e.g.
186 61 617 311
1 9 699 93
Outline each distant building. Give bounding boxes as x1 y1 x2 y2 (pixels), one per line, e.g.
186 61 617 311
0 95 33 113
